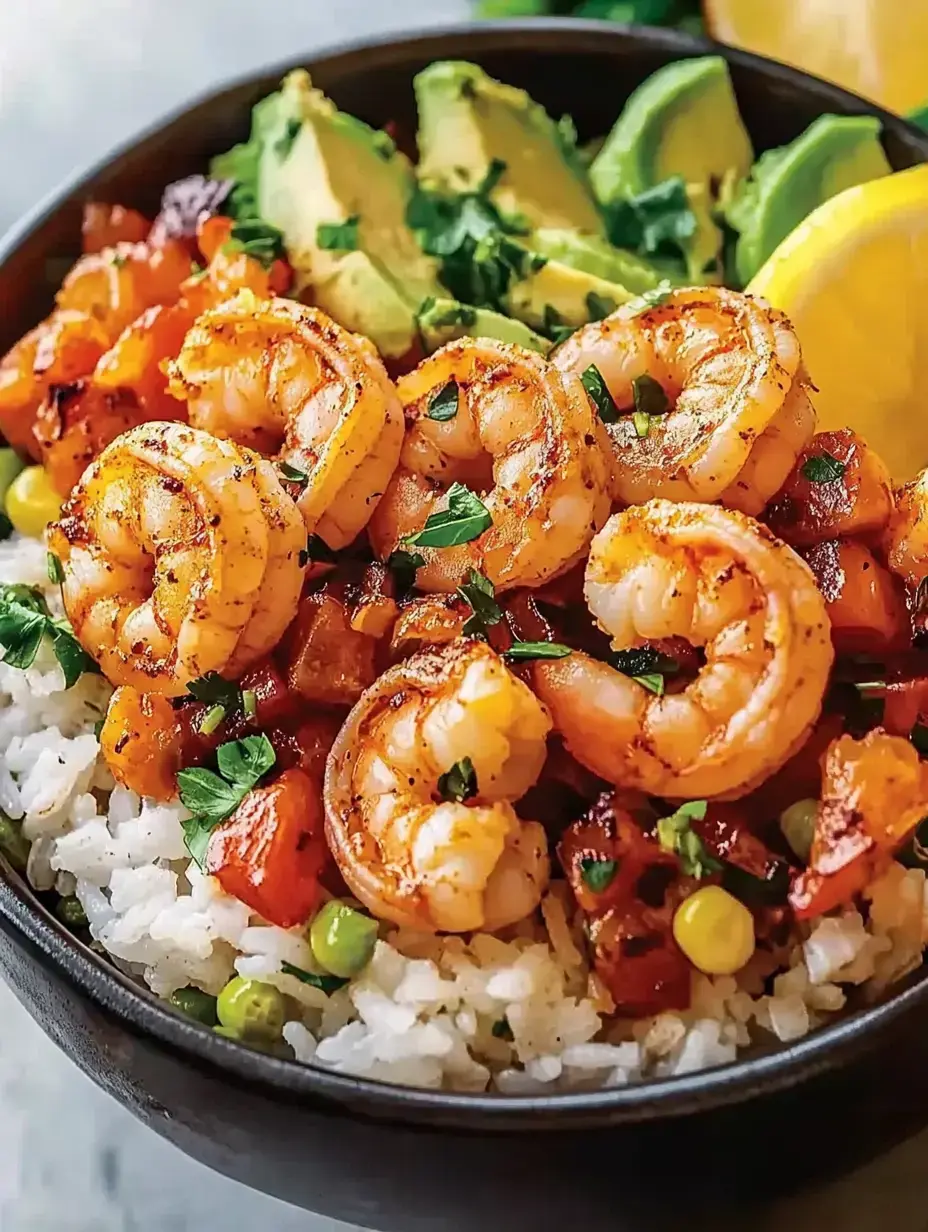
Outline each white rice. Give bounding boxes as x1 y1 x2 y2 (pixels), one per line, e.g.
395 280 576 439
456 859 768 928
2 531 926 1092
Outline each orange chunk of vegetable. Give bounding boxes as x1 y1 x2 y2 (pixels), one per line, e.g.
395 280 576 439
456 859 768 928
804 538 908 655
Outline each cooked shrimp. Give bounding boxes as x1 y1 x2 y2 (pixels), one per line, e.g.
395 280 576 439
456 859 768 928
324 639 551 932
367 338 613 592
553 287 815 515
167 293 403 549
885 467 928 590
532 501 833 799
48 422 304 696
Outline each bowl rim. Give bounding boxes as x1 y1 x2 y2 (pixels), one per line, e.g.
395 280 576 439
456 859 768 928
2 17 927 1128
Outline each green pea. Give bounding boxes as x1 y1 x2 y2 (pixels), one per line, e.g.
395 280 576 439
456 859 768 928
216 976 286 1042
0 812 30 871
309 899 378 978
779 798 818 861
55 895 88 929
170 986 219 1027
0 449 25 504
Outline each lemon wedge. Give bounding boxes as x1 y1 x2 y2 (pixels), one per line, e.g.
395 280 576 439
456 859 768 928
704 0 928 115
747 164 928 481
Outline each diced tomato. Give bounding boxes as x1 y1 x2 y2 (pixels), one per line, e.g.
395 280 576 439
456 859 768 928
81 203 151 254
267 712 343 780
695 803 787 884
282 589 380 706
587 908 693 1016
765 428 893 547
803 539 908 655
207 767 328 928
268 258 294 295
196 214 234 263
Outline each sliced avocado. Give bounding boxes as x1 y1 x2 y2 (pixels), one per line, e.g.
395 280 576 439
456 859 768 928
414 61 604 235
214 70 444 358
417 296 550 354
725 115 892 286
504 258 633 334
531 228 670 294
590 56 753 280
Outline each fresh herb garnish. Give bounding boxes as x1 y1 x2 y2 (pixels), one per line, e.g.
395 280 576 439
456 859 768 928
606 176 697 263
224 217 285 269
299 534 336 568
280 960 349 995
403 483 492 549
438 756 478 803
586 290 616 322
457 568 502 638
629 374 670 439
177 733 276 868
274 118 302 160
610 647 678 678
503 641 572 662
633 673 665 695
316 215 361 252
46 553 64 586
581 364 619 424
386 549 426 591
278 461 309 490
186 671 242 713
427 380 460 422
198 705 226 737
626 281 674 317
580 857 618 893
656 800 720 879
0 584 97 688
801 452 846 484
541 304 576 345
416 297 478 332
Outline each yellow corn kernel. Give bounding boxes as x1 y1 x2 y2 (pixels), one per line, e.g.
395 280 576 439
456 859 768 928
672 885 755 976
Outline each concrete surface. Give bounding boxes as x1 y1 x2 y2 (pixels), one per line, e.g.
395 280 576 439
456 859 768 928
0 2 927 1229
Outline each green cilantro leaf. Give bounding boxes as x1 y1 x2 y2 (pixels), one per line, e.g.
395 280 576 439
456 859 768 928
656 800 720 879
403 483 492 549
177 768 243 826
416 297 477 332
580 857 618 893
0 599 48 670
541 304 576 345
177 733 276 867
607 176 697 262
280 961 349 994
316 215 360 252
633 673 665 696
300 534 336 568
437 756 478 803
626 281 674 317
50 624 98 690
503 641 572 662
278 461 309 490
0 584 96 687
801 452 846 484
186 671 242 712
181 816 214 869
386 549 426 591
632 374 670 418
216 732 276 793
47 553 64 585
224 217 285 269
457 568 502 638
586 291 616 322
581 364 619 424
427 380 460 422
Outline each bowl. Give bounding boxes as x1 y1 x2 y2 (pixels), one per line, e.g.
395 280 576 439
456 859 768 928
2 20 928 1231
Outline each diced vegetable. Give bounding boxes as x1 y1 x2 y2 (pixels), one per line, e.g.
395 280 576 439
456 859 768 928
803 539 907 656
672 885 755 976
216 976 286 1042
779 798 818 861
309 900 379 978
170 986 219 1026
5 466 62 539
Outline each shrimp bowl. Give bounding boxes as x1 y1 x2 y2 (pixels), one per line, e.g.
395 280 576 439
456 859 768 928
3 20 928 1229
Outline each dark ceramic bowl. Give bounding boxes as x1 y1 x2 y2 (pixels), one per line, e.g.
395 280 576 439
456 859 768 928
2 20 928 1232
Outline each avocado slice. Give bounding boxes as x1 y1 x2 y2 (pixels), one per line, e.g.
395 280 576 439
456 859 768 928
414 61 604 235
590 56 753 280
724 115 892 286
531 228 671 294
504 257 633 334
417 296 550 354
214 70 444 358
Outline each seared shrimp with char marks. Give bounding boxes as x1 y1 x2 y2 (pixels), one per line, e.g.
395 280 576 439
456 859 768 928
532 500 833 799
49 422 305 696
167 293 404 549
554 287 815 514
324 639 551 932
367 338 613 592
884 466 928 591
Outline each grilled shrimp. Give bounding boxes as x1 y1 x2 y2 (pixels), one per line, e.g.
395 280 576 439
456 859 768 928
553 287 815 514
48 422 304 696
367 339 614 593
324 639 552 932
167 293 404 549
885 467 928 590
532 501 833 799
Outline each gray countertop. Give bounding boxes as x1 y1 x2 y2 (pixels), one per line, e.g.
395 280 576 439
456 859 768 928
0 2 926 1228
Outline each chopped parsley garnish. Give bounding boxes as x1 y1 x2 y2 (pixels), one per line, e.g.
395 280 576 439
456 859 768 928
656 800 720 879
427 380 460 422
273 118 302 160
403 483 491 549
280 961 349 994
610 647 678 681
0 584 97 689
579 857 618 893
503 641 572 662
416 297 477 331
586 290 616 322
457 568 502 638
46 553 64 586
632 375 669 423
438 756 478 803
606 176 697 264
198 705 226 737
386 549 426 591
633 673 665 696
300 534 336 568
541 304 576 345
224 217 285 269
801 452 846 484
278 461 309 490
186 671 242 711
580 364 619 424
316 215 361 252
177 733 276 867
626 281 674 317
